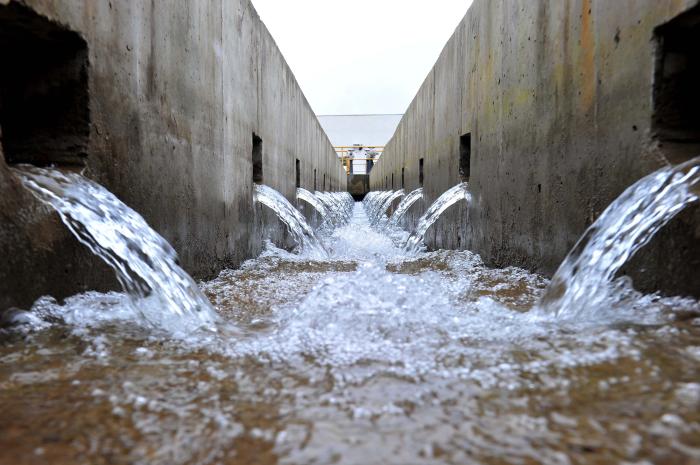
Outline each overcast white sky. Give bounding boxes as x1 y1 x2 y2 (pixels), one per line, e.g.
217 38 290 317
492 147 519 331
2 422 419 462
251 0 473 115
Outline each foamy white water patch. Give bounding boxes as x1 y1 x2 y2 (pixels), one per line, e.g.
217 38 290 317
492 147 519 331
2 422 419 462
325 204 406 261
217 257 665 396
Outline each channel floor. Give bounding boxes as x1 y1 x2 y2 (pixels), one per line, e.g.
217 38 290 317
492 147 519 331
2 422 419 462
1 204 699 465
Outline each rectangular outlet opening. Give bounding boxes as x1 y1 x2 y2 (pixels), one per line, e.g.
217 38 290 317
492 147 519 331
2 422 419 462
401 167 405 189
295 158 300 188
653 5 700 163
459 133 471 182
419 158 424 186
313 168 317 191
252 133 263 183
0 3 89 167
323 174 326 191
391 173 394 190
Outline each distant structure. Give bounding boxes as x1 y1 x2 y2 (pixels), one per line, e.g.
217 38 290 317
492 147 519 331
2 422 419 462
317 114 402 175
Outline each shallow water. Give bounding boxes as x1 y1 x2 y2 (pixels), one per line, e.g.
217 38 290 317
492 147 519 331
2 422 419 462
1 203 700 465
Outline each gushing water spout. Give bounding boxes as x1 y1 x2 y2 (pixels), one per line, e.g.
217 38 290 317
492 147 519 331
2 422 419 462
404 183 470 254
255 184 328 258
539 156 700 318
296 188 328 218
373 189 405 226
389 188 424 228
14 165 219 333
363 191 395 225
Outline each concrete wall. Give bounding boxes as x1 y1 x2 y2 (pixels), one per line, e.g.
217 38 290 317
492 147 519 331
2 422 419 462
0 0 345 311
347 174 370 200
371 0 700 297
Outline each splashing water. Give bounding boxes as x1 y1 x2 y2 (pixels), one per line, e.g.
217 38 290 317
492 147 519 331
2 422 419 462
332 191 354 222
254 184 328 258
13 165 219 332
364 191 395 224
325 202 407 261
314 191 353 227
338 191 355 219
373 189 405 226
362 191 379 206
296 188 329 219
3 194 700 464
6 159 700 464
314 192 341 226
539 157 700 318
404 183 471 253
389 187 423 228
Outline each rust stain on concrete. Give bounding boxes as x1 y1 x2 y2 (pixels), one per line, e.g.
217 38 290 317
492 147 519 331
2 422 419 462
672 0 689 16
578 0 595 111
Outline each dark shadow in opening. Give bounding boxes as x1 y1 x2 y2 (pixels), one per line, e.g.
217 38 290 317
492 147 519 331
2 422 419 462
252 133 263 183
459 133 471 182
0 3 89 167
419 158 424 187
653 5 700 164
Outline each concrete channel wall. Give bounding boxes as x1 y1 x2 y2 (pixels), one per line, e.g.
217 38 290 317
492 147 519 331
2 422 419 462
0 0 346 311
371 0 700 297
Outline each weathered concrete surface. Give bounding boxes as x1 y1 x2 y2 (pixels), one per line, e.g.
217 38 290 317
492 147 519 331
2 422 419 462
0 0 345 311
371 0 700 297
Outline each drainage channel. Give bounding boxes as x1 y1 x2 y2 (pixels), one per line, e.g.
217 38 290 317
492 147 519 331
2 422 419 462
0 165 699 464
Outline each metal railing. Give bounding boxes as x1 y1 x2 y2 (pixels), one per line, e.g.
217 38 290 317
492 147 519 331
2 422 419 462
340 157 377 175
334 145 384 156
334 146 384 175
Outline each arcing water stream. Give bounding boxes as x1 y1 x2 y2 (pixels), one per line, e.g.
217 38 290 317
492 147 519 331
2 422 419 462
13 166 219 334
1 163 699 464
403 182 471 254
296 187 329 222
254 184 328 259
539 157 700 319
389 187 423 228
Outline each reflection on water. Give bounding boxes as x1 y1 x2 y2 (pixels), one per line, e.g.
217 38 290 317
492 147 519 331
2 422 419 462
1 197 699 464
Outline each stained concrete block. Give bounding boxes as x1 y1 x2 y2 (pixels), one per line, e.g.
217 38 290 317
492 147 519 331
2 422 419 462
372 0 700 297
0 0 345 310
348 174 370 200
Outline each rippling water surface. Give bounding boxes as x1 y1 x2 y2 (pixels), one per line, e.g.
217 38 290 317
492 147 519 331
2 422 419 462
1 203 699 465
